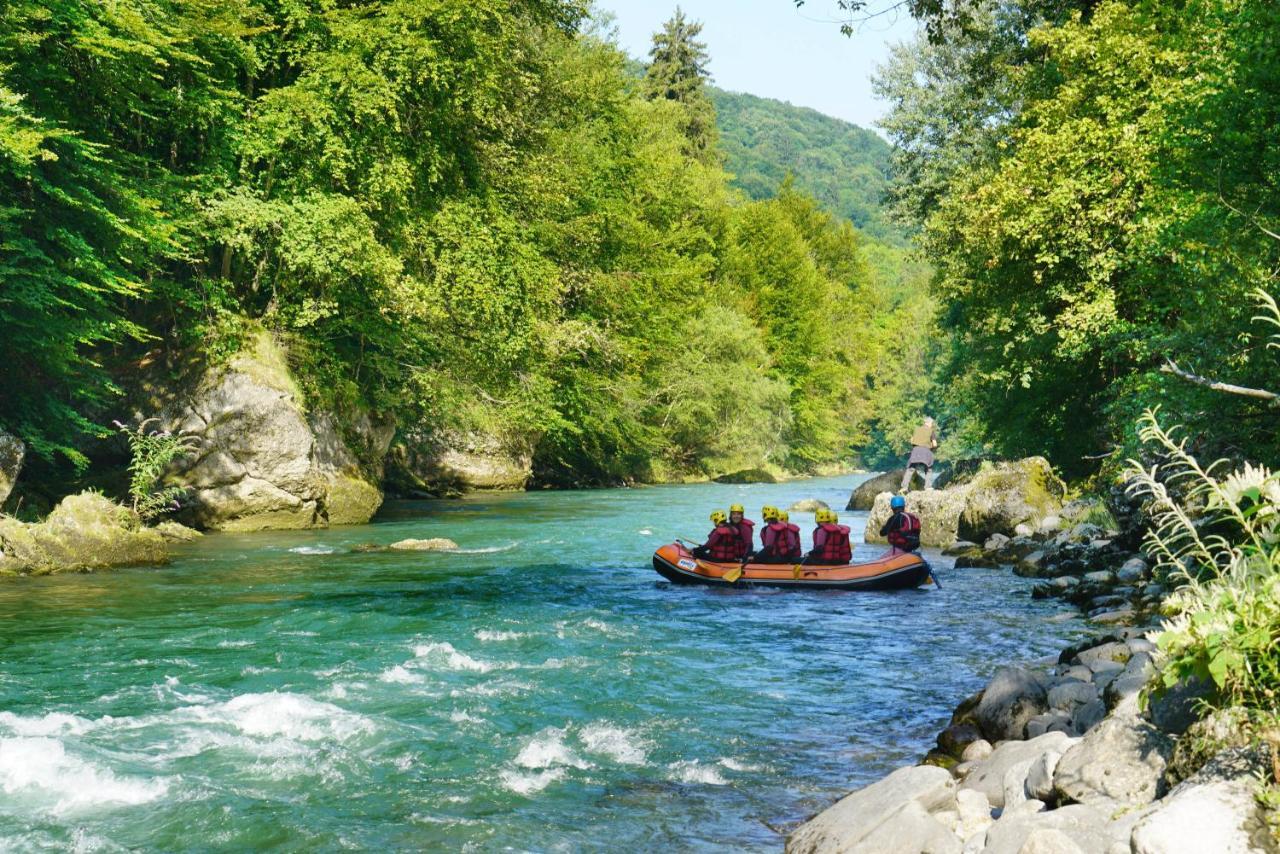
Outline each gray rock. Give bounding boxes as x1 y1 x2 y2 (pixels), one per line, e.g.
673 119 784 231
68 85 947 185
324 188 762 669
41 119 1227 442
0 492 168 574
1148 676 1214 735
984 533 1011 552
955 457 1066 542
788 498 830 513
961 739 993 762
1127 637 1157 656
1131 778 1268 854
158 330 391 531
1076 642 1132 670
1014 550 1048 578
1026 711 1074 739
1025 750 1063 802
1048 681 1099 713
943 540 981 556
786 765 958 854
1082 569 1117 585
976 667 1050 742
954 788 994 841
1088 594 1128 611
1053 715 1174 810
847 470 916 511
1117 557 1150 583
939 723 984 757
1061 665 1093 683
1071 698 1107 734
961 732 1076 809
1001 759 1036 811
388 426 531 494
981 804 1123 854
1017 828 1087 854
0 430 23 506
1104 673 1150 710
387 538 459 552
1014 523 1035 537
1038 515 1062 533
1091 608 1138 626
955 553 1003 569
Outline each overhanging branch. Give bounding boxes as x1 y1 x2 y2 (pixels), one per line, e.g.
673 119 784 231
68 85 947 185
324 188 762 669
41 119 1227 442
1161 359 1280 407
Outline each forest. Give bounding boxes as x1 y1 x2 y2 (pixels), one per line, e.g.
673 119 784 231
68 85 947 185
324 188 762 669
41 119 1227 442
0 0 935 499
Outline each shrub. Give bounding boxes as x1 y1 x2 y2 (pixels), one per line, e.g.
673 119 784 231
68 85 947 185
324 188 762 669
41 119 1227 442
115 419 196 522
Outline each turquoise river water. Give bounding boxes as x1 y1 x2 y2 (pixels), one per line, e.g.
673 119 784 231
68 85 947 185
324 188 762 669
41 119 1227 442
0 475 1089 851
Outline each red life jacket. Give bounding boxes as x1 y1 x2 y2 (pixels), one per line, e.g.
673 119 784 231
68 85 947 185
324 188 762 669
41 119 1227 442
816 522 852 564
728 518 754 558
706 524 740 561
783 523 802 558
761 521 790 558
888 511 922 551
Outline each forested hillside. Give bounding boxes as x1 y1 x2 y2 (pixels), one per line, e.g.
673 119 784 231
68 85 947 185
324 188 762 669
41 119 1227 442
0 2 927 499
712 88 903 244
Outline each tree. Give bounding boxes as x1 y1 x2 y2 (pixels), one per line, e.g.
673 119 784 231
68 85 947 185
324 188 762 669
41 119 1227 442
644 8 718 160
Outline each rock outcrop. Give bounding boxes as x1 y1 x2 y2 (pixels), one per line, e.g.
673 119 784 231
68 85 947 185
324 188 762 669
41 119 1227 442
0 493 168 575
153 329 393 531
0 431 22 507
864 458 1066 549
386 428 533 495
847 470 919 510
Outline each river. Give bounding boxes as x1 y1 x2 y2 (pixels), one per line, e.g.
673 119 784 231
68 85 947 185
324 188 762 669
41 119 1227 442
0 475 1088 851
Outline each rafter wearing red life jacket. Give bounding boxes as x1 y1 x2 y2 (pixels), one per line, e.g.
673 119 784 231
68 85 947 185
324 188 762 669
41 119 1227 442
699 522 741 562
759 520 793 563
726 517 754 560
783 520 802 560
811 520 852 564
884 510 922 552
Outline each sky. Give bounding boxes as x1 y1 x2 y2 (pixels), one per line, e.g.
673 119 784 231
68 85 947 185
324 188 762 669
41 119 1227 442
595 0 919 132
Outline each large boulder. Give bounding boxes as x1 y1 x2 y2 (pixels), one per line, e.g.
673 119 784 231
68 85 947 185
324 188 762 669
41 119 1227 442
152 329 392 531
0 492 168 575
786 765 958 854
847 470 921 510
979 804 1127 854
1053 715 1175 811
1131 778 1270 854
0 431 22 507
386 427 533 495
956 458 1067 543
961 732 1077 809
975 667 1051 742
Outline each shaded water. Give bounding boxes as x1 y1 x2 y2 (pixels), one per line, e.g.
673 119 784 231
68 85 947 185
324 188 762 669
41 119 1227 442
0 476 1087 851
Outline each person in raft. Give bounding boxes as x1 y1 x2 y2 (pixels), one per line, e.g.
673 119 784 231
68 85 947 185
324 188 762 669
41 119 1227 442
693 510 740 561
757 506 801 563
808 509 852 565
726 503 755 560
880 495 923 554
901 416 940 491
778 511 803 561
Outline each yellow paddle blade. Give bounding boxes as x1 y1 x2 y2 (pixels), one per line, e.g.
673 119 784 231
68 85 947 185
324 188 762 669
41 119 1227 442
792 564 802 579
723 566 743 583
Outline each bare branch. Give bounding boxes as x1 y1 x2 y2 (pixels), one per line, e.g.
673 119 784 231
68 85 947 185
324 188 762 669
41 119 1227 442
1161 359 1280 407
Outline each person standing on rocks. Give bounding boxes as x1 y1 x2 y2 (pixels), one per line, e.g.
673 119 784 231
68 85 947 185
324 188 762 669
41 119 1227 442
901 416 939 491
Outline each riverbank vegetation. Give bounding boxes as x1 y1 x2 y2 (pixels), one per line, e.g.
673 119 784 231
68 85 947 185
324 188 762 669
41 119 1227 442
0 1 931 504
876 0 1280 477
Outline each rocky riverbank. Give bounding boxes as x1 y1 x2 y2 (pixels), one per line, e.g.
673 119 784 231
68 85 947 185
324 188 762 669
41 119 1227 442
787 627 1277 853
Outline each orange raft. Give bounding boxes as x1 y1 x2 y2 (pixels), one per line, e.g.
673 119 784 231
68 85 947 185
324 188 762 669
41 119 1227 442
651 542 935 591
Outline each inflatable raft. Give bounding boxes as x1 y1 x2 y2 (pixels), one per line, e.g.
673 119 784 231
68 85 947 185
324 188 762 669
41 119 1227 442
651 542 935 591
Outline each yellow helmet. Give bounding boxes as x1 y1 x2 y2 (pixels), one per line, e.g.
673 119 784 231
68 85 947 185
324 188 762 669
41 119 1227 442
729 503 745 514
710 510 728 525
828 510 839 524
779 510 790 522
761 505 778 521
815 508 831 524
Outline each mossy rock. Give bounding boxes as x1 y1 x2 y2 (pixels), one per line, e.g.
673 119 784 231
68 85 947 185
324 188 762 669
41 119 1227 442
324 474 383 526
0 492 170 574
714 468 777 484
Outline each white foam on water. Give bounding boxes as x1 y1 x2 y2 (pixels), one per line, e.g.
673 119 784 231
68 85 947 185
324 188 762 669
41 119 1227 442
288 545 338 555
533 657 591 671
217 639 254 648
0 711 93 738
668 760 727 786
578 723 647 766
240 665 273 676
185 692 376 742
412 642 501 673
514 727 592 770
449 710 484 724
498 767 565 796
474 629 527 642
450 543 519 555
717 757 762 773
379 665 424 685
638 529 653 536
0 737 169 815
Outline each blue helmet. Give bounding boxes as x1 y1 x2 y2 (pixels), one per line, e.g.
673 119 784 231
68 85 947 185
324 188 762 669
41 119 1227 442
890 495 907 510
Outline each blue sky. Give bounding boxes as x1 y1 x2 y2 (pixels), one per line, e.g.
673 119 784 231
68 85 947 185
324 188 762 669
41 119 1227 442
594 0 918 132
